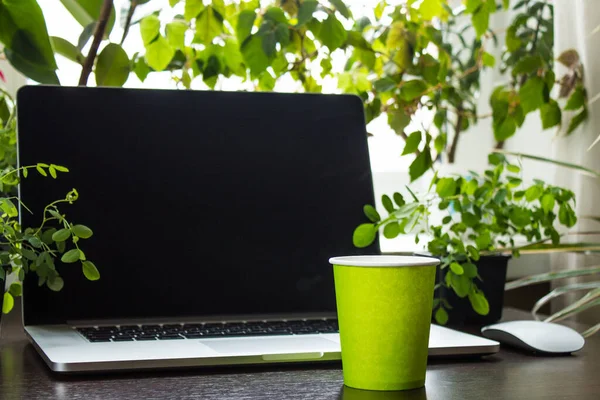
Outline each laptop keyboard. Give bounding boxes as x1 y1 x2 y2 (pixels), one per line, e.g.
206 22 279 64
76 319 339 343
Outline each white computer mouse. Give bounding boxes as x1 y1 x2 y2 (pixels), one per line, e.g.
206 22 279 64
481 320 585 354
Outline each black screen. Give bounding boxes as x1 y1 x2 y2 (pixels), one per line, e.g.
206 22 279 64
18 87 379 325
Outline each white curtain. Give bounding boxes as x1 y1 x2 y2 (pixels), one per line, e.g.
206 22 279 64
551 0 600 323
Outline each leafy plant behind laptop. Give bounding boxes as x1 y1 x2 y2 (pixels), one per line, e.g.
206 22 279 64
353 152 580 325
0 89 99 315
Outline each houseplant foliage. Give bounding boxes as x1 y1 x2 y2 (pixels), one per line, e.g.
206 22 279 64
0 71 99 315
353 152 578 324
0 0 588 182
499 150 600 337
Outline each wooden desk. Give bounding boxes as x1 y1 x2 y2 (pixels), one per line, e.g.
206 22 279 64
1 306 598 400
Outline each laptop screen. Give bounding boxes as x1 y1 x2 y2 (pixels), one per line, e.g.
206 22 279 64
18 87 379 325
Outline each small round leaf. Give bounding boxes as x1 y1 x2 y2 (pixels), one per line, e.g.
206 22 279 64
82 261 100 281
2 292 14 314
72 224 93 239
47 276 65 292
61 249 82 263
435 307 448 325
469 290 490 315
52 228 71 242
353 223 377 248
383 222 401 239
450 262 464 275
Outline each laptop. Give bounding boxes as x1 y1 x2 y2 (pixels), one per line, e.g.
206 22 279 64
16 86 498 373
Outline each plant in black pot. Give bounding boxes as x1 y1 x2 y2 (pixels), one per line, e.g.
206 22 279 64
353 153 579 325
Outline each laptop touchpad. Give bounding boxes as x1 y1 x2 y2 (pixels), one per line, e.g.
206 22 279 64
200 336 340 356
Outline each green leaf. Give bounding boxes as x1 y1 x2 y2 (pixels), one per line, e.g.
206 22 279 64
566 108 588 135
134 57 150 82
329 0 352 19
170 0 181 6
393 193 405 207
275 23 290 47
261 30 276 57
388 109 410 135
463 262 478 278
96 43 130 87
519 77 545 113
525 185 543 202
482 51 495 68
317 14 347 51
47 276 64 292
297 0 317 26
9 282 22 297
507 164 520 173
476 231 491 250
140 15 160 45
241 35 269 76
535 99 560 129
21 248 37 261
195 6 223 45
237 10 256 43
145 36 175 71
419 0 445 21
0 0 59 83
72 224 93 239
436 177 457 198
462 212 479 227
50 36 84 64
353 223 377 248
400 80 428 101
469 290 490 315
472 6 490 38
59 0 115 34
409 150 433 182
381 195 394 213
223 37 245 76
374 77 396 93
450 262 464 275
184 0 204 21
559 203 577 228
363 205 381 222
52 228 71 242
2 292 14 314
28 236 42 248
494 116 517 141
506 25 521 52
496 150 600 179
61 249 82 263
435 307 448 325
541 193 555 214
451 273 471 298
509 207 530 228
402 131 421 155
565 86 586 111
383 222 401 239
166 21 188 50
512 55 543 76
82 261 100 281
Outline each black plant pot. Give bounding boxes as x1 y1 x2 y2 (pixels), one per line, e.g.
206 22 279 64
437 254 510 326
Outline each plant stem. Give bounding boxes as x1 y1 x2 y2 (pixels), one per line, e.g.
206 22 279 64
448 108 463 163
120 0 138 45
78 0 113 86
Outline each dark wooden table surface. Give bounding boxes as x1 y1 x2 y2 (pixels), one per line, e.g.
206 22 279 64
1 305 598 400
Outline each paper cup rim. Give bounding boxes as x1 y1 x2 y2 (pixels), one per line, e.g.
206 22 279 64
329 255 440 267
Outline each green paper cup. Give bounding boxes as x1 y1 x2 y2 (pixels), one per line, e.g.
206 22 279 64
329 255 439 391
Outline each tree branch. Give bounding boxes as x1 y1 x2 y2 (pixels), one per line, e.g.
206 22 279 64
78 0 113 86
448 108 463 164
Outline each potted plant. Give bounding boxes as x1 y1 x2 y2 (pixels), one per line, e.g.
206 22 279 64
0 86 99 325
353 152 578 325
499 150 600 337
